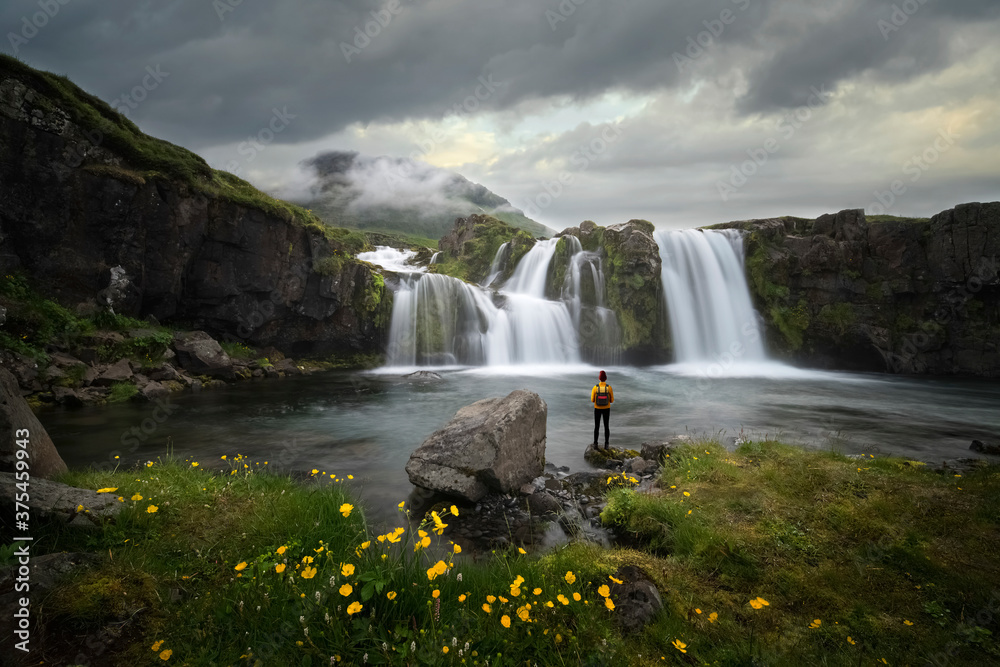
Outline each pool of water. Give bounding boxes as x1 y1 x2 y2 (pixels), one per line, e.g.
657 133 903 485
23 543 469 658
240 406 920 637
39 363 1000 525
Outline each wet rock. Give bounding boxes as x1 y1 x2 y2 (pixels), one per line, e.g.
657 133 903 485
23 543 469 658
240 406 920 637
0 367 67 479
172 331 235 380
139 380 169 401
406 390 547 502
405 370 443 380
52 386 84 407
970 440 1000 456
273 357 303 376
525 492 562 517
608 565 664 634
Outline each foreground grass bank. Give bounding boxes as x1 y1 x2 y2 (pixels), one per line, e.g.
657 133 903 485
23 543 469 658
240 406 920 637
11 440 1000 666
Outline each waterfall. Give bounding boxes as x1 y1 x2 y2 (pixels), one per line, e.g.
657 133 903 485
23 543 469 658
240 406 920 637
429 251 441 265
357 246 427 273
654 229 765 364
381 239 580 367
480 242 509 288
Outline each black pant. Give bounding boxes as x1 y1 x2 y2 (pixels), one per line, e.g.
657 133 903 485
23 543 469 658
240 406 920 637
594 408 610 447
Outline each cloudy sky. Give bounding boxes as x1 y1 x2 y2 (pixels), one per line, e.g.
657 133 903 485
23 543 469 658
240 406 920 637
4 0 999 231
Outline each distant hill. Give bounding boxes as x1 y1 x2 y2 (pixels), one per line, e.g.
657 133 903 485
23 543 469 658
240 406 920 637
292 151 552 244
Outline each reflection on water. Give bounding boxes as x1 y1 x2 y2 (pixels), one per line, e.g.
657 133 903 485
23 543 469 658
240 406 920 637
39 365 1000 525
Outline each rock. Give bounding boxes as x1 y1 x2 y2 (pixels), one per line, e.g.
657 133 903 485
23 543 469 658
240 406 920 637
608 565 664 634
81 365 102 385
0 367 67 479
149 362 181 382
525 492 562 516
970 440 1000 456
0 552 102 630
172 331 235 380
627 457 656 475
92 358 133 386
405 390 547 502
564 470 613 496
639 441 674 463
405 370 443 380
49 351 85 369
0 472 123 527
41 364 66 383
273 358 302 376
139 380 169 401
52 386 84 407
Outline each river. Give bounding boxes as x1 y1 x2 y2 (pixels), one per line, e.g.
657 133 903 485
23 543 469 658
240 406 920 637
39 363 1000 525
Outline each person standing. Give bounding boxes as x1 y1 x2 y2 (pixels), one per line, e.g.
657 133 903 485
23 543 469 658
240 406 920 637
591 370 614 449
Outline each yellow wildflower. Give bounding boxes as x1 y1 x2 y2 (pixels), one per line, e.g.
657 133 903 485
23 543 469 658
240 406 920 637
672 639 687 654
450 505 459 516
501 615 511 628
347 601 363 615
564 571 576 584
131 493 143 501
557 594 569 605
341 563 355 577
847 637 856 645
151 640 164 651
387 591 397 600
340 503 353 518
146 505 158 514
605 597 615 610
234 562 247 571
96 487 117 493
276 546 287 555
275 563 286 573
160 649 173 660
708 612 718 623
301 566 317 579
432 589 440 598
482 603 491 613
339 583 353 596
459 594 467 602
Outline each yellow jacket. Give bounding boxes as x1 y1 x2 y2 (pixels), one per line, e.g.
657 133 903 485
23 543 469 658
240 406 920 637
591 382 614 409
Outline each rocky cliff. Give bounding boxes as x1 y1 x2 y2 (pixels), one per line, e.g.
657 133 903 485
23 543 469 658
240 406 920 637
0 56 390 359
715 204 1000 375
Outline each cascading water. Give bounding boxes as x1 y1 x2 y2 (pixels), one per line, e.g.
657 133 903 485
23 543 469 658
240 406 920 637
653 228 766 364
366 235 631 367
480 242 509 288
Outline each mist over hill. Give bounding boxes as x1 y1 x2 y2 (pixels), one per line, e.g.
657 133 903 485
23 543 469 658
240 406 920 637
289 151 551 243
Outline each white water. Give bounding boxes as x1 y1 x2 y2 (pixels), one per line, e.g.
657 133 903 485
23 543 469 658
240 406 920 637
654 228 767 364
384 237 621 367
480 242 509 288
357 246 428 273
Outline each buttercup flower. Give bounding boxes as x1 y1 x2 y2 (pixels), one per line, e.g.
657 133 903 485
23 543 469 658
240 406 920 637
275 563 286 573
387 591 397 600
672 640 687 654
146 505 158 514
340 583 353 596
340 503 353 518
234 562 247 572
341 563 355 577
301 566 317 579
564 571 576 584
347 601 363 615
501 615 511 628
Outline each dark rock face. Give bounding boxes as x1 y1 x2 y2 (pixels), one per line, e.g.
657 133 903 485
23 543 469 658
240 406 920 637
0 367 66 479
721 204 1000 376
405 390 547 501
0 70 390 359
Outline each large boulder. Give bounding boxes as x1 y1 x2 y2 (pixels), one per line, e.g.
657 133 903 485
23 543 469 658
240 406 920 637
0 367 67 479
171 331 235 380
0 472 122 527
405 390 547 501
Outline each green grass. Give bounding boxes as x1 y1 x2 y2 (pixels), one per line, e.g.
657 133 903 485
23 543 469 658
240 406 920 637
26 441 1000 665
107 381 138 403
220 341 257 360
866 214 931 223
601 439 1000 666
35 457 630 666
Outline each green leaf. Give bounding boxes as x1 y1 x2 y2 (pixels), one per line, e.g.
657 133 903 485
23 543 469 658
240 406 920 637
361 581 375 601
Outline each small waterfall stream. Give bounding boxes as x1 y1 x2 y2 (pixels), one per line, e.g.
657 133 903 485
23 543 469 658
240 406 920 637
653 228 765 364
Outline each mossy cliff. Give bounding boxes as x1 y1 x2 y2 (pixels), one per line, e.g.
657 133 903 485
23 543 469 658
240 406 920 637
0 56 391 359
431 213 536 284
712 205 1000 375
